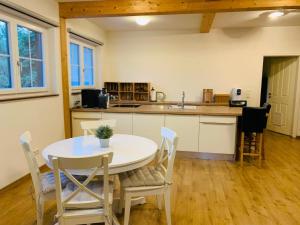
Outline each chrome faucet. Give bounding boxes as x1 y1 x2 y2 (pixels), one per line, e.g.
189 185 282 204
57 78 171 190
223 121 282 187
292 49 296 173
180 91 185 109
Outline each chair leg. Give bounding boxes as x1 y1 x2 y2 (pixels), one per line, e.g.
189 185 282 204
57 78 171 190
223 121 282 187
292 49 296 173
240 132 245 167
156 194 163 210
164 187 172 225
36 196 44 225
118 187 124 214
112 213 121 225
123 192 131 225
258 133 263 167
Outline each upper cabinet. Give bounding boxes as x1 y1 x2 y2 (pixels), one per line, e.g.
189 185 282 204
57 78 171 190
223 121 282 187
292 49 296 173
133 114 165 146
165 115 200 152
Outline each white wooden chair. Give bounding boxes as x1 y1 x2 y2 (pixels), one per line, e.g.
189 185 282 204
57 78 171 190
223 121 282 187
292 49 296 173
20 131 69 225
119 127 178 225
81 119 116 136
52 153 120 225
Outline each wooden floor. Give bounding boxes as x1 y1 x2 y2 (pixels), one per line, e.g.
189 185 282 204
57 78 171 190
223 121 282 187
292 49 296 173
1 131 300 225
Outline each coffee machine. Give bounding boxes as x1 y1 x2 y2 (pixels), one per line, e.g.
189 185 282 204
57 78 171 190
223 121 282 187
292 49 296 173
98 88 109 109
230 88 247 107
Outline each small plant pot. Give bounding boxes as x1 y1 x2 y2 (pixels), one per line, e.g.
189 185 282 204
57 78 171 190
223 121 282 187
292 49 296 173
99 138 110 148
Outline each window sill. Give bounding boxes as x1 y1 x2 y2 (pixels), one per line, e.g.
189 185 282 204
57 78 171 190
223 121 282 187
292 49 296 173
0 93 59 102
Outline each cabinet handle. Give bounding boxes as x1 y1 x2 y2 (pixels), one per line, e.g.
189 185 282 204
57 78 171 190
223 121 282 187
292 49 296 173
200 122 235 125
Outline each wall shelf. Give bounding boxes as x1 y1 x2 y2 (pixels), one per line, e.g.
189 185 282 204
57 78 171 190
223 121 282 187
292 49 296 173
104 82 150 101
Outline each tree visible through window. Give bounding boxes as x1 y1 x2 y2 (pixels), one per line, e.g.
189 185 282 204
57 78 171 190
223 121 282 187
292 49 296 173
17 25 44 88
0 20 12 89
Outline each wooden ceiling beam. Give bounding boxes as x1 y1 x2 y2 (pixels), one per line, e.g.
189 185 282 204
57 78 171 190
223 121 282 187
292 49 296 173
200 13 215 33
59 0 300 18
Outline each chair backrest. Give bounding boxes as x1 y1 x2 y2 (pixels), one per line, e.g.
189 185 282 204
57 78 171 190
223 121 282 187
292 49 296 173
81 119 116 136
241 107 267 133
52 153 113 219
263 103 272 114
263 103 272 128
20 131 42 196
156 127 178 184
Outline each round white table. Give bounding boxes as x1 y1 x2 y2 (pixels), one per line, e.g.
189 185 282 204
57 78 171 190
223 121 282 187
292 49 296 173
42 134 158 175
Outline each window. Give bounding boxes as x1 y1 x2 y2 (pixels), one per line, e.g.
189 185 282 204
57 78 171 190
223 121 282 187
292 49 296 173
0 13 50 95
17 25 44 88
0 20 12 89
69 40 95 89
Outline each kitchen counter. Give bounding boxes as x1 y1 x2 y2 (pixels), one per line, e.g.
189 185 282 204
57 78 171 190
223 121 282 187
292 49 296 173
72 105 242 116
109 100 228 106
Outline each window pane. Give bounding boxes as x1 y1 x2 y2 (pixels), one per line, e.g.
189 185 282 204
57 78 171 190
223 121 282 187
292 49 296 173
84 47 93 67
17 26 30 58
18 25 45 88
71 66 80 87
70 43 79 65
70 43 80 87
0 56 12 88
20 59 44 88
0 20 12 89
0 20 9 55
84 68 94 86
31 60 44 87
84 47 93 86
30 29 43 59
20 58 31 87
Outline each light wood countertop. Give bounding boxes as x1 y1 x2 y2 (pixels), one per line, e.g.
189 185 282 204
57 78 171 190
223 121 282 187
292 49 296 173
72 105 242 116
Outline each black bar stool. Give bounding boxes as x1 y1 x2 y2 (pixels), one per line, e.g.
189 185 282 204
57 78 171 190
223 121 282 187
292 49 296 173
240 107 267 167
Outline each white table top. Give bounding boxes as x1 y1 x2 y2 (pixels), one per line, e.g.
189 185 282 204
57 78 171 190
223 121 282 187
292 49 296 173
42 134 158 175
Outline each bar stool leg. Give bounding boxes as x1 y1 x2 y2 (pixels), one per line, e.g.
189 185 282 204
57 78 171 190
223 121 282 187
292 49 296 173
258 133 263 167
262 131 266 160
240 132 245 167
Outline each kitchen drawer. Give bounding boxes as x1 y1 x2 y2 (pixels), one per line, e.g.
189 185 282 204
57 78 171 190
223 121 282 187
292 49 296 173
199 118 237 154
199 115 236 124
72 112 102 120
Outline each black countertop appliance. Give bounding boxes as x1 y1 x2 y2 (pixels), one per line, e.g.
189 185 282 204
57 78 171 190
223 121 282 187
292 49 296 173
81 89 101 108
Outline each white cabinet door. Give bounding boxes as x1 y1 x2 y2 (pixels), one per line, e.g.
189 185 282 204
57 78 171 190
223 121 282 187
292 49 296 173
199 116 236 154
102 113 133 135
165 115 199 152
72 112 102 137
133 114 165 145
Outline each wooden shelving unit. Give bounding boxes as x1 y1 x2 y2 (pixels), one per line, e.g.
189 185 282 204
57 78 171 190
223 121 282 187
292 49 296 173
104 82 150 102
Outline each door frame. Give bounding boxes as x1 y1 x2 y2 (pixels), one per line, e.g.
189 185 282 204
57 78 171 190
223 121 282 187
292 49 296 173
261 55 300 138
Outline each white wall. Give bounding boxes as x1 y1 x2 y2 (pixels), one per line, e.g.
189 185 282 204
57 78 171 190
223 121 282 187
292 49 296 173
105 27 300 107
0 0 63 189
0 1 107 189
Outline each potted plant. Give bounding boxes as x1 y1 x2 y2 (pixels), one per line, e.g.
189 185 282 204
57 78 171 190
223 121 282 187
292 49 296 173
95 125 113 148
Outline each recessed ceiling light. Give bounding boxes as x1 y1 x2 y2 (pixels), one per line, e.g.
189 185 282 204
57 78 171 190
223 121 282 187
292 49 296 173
269 11 285 19
135 17 151 26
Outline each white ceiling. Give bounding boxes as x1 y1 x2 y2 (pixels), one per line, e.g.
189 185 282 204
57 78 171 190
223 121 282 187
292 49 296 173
87 10 300 31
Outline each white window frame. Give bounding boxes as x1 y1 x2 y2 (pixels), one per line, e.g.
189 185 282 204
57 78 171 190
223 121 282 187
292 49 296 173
0 12 50 95
69 38 96 90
